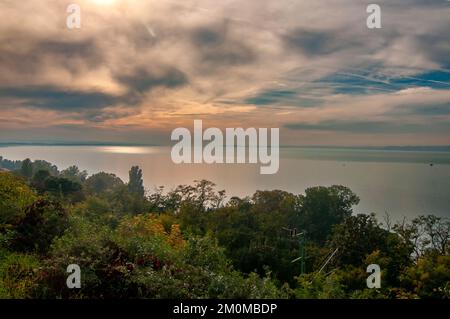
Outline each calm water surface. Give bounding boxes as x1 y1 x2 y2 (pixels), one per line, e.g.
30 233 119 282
1 145 449 221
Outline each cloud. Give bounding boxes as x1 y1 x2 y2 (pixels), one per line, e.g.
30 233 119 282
0 86 119 111
0 0 449 145
36 39 103 72
283 29 359 57
414 33 450 67
190 24 257 69
245 89 323 107
116 67 188 94
313 68 450 95
389 102 450 117
284 120 450 134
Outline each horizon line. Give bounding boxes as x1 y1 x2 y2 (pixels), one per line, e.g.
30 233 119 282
1 141 450 151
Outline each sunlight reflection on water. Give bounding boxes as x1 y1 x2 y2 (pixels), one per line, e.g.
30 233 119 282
98 146 161 155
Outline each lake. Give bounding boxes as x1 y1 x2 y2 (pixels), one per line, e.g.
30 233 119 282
1 145 449 221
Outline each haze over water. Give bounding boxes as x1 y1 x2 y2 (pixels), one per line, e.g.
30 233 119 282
1 145 450 221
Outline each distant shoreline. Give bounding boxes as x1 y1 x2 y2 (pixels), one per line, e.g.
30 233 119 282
1 142 450 153
0 142 161 148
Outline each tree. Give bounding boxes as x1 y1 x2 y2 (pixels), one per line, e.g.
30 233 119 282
328 213 414 290
4 154 450 299
106 184 148 215
298 185 359 244
31 170 51 194
44 176 82 198
419 215 449 255
400 254 450 298
31 160 58 176
85 172 124 195
20 159 33 179
205 190 301 283
128 166 145 197
0 172 36 225
330 213 388 267
12 199 69 255
0 156 22 171
61 166 88 183
394 215 450 259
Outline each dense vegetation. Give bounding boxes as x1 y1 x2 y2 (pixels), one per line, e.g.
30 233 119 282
0 157 449 299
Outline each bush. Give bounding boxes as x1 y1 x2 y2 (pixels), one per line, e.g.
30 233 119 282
400 254 450 299
12 199 69 255
0 250 40 298
0 172 36 225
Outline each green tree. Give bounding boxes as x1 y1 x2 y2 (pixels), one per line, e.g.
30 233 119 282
0 172 36 225
20 159 33 179
128 166 145 197
0 156 22 171
61 165 88 183
85 172 124 195
328 213 414 289
330 213 388 267
12 199 69 255
298 185 360 244
106 184 149 215
31 160 58 176
43 176 83 202
400 253 450 298
31 169 51 194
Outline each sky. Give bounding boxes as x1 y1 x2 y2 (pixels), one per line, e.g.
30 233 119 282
0 0 449 146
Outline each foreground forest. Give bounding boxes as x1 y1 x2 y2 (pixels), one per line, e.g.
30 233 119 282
0 156 449 299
